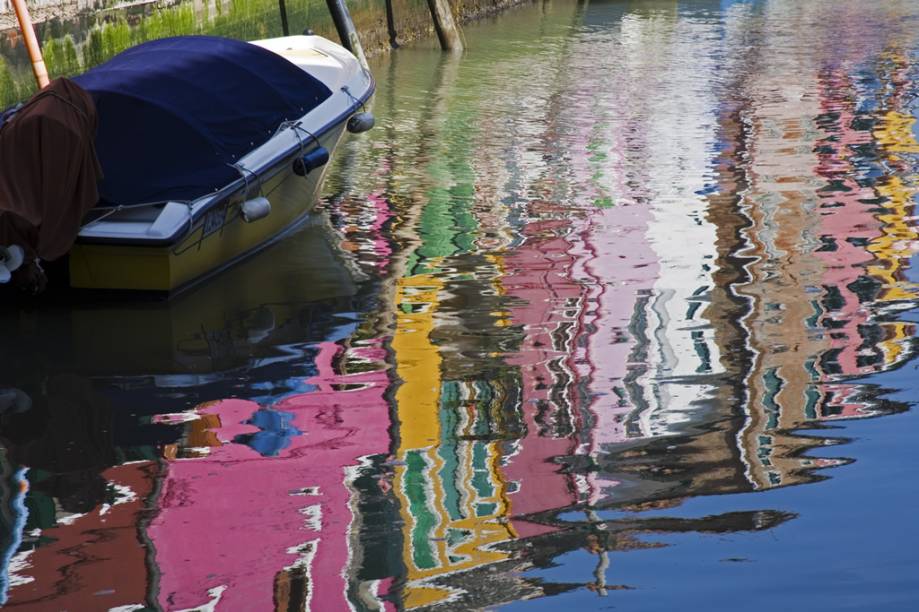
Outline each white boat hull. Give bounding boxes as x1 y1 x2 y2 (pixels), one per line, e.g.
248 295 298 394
68 35 373 293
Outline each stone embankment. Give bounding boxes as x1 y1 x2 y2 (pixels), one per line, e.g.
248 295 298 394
0 0 526 105
0 0 527 56
0 0 169 32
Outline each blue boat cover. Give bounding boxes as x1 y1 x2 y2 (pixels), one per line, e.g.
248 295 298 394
74 36 333 206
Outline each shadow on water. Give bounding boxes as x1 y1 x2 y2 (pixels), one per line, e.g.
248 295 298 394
2 0 919 610
0 214 375 608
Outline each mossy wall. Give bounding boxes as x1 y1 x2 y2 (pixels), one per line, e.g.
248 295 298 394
0 0 526 106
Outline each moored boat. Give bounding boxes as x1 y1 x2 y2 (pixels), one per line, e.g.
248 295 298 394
0 33 374 294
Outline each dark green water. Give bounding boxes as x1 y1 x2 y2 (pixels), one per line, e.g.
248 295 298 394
2 0 919 609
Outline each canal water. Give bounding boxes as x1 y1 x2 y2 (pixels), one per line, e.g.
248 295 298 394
2 0 919 609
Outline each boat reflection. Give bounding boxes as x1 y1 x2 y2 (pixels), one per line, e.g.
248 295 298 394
0 215 385 609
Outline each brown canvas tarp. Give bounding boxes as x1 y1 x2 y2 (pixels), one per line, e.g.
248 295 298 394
0 77 101 261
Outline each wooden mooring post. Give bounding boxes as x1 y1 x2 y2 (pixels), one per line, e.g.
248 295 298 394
426 0 464 52
324 0 462 64
325 0 370 72
385 0 399 48
11 0 49 89
278 0 290 36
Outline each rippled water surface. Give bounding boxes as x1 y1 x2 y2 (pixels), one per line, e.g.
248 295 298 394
3 0 919 609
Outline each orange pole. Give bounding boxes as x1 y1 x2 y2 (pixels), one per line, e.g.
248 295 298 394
11 0 49 89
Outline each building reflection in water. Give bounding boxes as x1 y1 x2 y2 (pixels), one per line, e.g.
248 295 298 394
1 0 919 609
